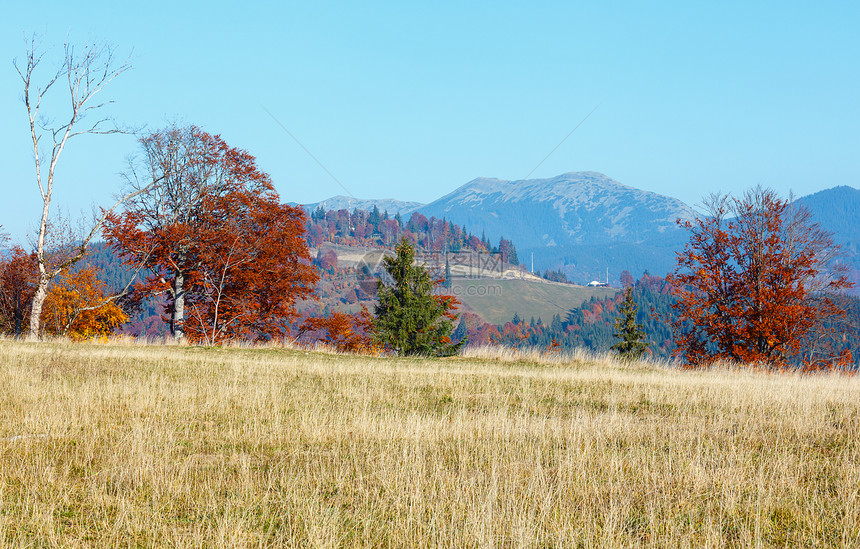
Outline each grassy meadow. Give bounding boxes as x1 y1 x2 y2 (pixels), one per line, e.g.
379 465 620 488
451 278 617 325
0 339 858 547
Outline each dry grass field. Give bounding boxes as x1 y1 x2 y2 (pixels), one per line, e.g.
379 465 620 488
0 339 858 547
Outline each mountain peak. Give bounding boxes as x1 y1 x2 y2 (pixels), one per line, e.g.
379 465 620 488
427 171 694 225
419 171 696 278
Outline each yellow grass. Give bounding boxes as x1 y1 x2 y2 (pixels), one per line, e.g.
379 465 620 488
0 338 858 547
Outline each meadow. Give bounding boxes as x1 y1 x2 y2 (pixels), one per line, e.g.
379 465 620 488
0 338 858 547
451 278 617 325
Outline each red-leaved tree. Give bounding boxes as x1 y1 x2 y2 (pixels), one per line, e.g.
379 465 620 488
103 125 318 343
0 247 38 336
668 187 853 370
298 308 376 353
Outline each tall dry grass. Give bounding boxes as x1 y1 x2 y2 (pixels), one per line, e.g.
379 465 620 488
0 337 858 547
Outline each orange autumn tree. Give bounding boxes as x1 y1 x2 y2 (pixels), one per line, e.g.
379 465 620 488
103 125 317 344
42 266 127 340
298 308 376 353
668 187 853 370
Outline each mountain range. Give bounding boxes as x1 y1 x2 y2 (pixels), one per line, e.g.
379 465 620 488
418 172 695 280
301 196 421 216
303 172 859 285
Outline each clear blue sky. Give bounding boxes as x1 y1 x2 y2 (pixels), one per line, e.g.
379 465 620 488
2 1 858 243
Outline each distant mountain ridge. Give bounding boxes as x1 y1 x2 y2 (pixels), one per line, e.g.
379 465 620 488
794 186 860 292
416 172 696 281
299 196 422 216
419 171 695 246
794 186 860 246
307 173 858 284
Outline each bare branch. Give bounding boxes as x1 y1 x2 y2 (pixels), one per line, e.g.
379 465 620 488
48 176 164 279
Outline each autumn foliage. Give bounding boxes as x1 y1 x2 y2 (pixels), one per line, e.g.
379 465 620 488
298 309 377 353
668 187 853 370
0 247 37 336
103 126 318 344
1 247 126 340
306 207 499 254
42 267 128 341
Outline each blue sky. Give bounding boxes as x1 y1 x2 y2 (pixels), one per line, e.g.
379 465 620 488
2 1 858 242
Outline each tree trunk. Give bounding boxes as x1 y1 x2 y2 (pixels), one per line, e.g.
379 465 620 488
28 278 48 340
27 187 52 340
13 297 24 337
172 269 185 342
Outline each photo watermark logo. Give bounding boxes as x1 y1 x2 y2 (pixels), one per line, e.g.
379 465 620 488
356 250 392 295
355 249 505 297
415 251 504 279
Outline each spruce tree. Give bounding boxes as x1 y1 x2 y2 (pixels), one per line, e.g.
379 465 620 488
373 238 464 356
368 205 382 229
312 205 326 222
611 288 649 361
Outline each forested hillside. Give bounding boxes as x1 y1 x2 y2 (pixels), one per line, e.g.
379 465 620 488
795 186 860 292
484 273 860 366
305 205 519 262
475 274 675 357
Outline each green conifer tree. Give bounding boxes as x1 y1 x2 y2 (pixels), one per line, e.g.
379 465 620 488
611 288 649 361
373 238 464 356
368 205 382 230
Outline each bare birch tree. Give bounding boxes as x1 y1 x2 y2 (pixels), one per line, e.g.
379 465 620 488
14 35 145 339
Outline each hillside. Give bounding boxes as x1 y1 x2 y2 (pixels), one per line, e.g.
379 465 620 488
450 277 616 325
309 176 860 287
309 243 616 326
795 185 860 244
2 339 858 546
795 186 860 290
